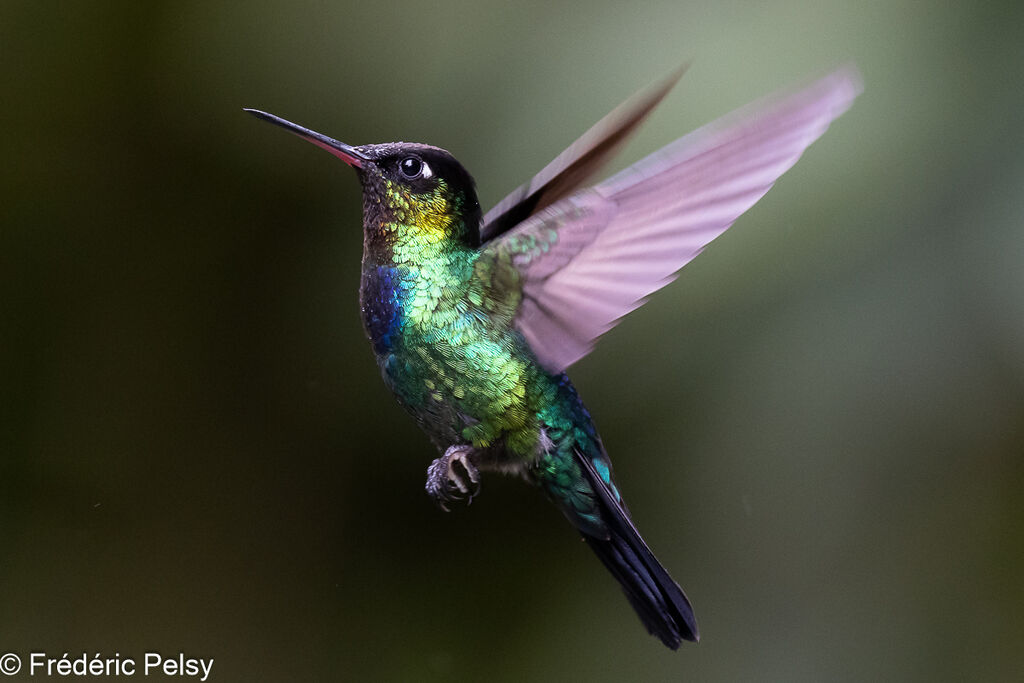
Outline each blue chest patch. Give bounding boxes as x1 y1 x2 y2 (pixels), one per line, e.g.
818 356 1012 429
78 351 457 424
362 266 409 354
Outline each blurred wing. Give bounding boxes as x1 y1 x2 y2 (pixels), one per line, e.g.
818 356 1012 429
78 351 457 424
484 67 862 373
480 67 686 243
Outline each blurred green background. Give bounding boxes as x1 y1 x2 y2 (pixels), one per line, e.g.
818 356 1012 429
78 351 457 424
2 1 1022 681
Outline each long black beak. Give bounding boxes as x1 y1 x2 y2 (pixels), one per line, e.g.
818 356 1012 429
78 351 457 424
243 109 369 168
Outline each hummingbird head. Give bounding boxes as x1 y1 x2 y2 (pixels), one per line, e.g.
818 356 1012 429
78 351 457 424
348 142 482 249
245 110 482 249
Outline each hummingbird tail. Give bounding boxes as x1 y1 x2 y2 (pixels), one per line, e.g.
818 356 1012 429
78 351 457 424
577 452 699 649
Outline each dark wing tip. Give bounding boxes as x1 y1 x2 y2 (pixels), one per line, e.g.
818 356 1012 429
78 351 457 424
480 66 688 242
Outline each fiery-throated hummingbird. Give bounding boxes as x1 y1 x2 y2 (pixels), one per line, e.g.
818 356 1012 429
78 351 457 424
245 66 860 649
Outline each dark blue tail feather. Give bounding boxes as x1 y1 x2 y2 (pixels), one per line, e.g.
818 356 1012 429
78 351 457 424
577 451 699 648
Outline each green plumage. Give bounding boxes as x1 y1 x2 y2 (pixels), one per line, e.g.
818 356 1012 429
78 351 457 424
363 171 607 530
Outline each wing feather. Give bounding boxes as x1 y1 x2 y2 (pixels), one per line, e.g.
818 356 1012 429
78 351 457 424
480 67 687 242
483 67 862 373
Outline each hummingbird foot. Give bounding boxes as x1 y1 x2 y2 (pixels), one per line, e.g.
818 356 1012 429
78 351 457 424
425 445 481 511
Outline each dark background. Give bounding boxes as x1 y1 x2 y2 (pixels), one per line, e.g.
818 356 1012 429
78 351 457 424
2 2 1022 680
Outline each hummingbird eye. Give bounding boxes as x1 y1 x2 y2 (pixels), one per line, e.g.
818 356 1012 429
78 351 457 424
399 156 425 179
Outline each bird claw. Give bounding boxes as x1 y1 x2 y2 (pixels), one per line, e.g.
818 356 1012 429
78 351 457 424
426 445 480 510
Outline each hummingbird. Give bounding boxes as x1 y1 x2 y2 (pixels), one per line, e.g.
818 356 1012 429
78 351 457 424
245 66 860 649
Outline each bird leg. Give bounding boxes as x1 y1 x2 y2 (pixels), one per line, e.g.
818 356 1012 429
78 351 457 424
425 444 481 511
